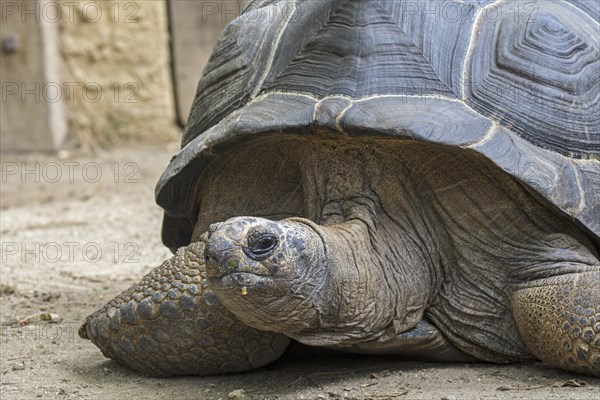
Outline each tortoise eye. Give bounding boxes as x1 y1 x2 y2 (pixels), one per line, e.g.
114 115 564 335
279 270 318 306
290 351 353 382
247 234 278 259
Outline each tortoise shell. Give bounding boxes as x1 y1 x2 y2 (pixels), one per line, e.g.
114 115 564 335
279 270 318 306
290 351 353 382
156 0 599 251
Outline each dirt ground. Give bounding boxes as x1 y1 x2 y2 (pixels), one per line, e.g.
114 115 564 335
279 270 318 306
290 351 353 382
1 144 598 400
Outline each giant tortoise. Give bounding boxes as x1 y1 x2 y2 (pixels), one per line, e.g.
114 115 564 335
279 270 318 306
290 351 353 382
80 0 600 377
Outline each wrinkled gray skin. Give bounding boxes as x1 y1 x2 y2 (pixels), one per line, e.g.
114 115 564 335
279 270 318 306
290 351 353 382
81 139 600 377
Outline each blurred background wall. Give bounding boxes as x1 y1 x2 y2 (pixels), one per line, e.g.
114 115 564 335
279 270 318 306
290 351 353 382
1 0 243 152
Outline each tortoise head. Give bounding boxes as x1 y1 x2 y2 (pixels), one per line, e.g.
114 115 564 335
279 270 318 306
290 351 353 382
204 217 328 334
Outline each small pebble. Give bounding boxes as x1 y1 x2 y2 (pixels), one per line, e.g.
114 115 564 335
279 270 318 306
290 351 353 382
228 389 246 399
0 282 16 296
441 396 457 400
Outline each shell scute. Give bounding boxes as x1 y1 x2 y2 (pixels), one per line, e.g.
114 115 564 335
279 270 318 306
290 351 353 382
465 1 599 157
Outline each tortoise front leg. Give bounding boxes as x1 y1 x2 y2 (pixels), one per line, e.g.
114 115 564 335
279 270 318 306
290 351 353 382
79 234 289 376
331 319 478 362
511 271 600 377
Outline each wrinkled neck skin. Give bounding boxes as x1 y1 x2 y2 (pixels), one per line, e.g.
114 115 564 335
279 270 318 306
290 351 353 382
220 147 450 347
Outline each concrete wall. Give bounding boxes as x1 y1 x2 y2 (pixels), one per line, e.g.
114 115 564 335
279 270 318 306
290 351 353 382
1 0 179 151
58 0 179 147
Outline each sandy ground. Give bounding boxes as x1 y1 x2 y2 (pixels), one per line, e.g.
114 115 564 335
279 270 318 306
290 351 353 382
1 144 599 400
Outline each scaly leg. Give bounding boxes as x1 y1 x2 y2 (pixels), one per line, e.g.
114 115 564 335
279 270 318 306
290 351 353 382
511 271 600 377
79 236 289 376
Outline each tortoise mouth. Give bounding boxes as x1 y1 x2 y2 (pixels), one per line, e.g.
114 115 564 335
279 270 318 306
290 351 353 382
207 272 276 292
205 259 273 279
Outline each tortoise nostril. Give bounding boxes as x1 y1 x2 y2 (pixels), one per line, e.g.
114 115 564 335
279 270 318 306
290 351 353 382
208 223 221 235
204 248 219 264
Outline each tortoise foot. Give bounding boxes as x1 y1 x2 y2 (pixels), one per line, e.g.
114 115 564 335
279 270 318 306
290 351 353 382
79 239 289 377
512 271 600 377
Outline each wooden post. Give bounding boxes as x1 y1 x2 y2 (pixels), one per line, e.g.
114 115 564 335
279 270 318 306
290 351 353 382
1 0 66 152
